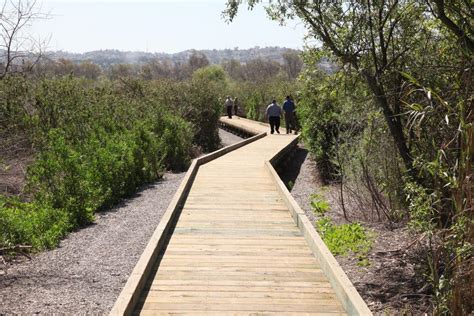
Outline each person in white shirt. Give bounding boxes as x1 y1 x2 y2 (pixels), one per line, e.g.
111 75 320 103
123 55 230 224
265 99 282 134
225 96 234 119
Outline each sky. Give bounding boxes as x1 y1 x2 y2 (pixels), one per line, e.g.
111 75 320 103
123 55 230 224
29 0 307 54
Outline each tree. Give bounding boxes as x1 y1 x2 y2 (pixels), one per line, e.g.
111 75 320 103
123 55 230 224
225 1 429 175
74 61 102 80
222 58 245 81
0 0 48 79
242 58 281 83
282 50 303 80
426 0 474 53
108 63 135 80
188 50 210 73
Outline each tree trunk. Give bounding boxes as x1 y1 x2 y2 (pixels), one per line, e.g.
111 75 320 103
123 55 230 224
364 73 414 173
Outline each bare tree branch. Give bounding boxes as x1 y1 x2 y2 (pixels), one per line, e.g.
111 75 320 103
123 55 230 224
0 0 49 79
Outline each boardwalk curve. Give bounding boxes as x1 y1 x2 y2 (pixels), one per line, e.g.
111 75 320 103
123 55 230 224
110 117 371 315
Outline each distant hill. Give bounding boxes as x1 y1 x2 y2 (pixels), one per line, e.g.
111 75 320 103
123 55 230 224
45 47 301 68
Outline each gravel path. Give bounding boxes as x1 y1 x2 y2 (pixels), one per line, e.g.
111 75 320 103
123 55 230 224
0 128 243 315
0 173 185 314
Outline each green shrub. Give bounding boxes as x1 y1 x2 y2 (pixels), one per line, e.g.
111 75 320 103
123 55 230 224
316 217 373 266
0 197 71 250
310 192 373 266
27 118 190 227
310 193 330 216
150 76 222 152
158 115 192 170
404 180 438 232
0 73 218 251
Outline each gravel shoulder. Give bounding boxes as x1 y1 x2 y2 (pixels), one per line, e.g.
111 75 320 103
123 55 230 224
0 128 242 315
0 172 185 314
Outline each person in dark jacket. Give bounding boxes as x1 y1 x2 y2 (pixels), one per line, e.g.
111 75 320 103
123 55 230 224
265 99 282 134
282 95 297 134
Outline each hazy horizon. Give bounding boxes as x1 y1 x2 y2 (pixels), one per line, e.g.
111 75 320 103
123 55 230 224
43 45 300 55
31 1 307 54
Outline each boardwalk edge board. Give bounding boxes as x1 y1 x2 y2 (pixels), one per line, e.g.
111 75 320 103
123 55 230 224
109 132 267 316
265 160 373 315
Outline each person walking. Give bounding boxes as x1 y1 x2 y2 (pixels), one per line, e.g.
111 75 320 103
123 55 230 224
225 96 234 119
282 95 297 134
265 99 282 134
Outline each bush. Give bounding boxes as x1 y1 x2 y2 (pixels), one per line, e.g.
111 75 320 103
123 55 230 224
27 117 191 227
0 197 70 250
316 217 373 266
150 73 223 152
310 192 374 266
0 76 195 250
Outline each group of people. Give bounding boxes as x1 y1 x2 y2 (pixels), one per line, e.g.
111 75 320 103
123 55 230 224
224 96 239 119
265 96 298 135
223 95 299 135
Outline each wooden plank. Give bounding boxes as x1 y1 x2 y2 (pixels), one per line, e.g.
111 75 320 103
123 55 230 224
181 204 289 210
167 235 306 242
147 280 333 288
156 254 319 263
172 228 303 237
142 290 337 299
139 302 344 313
154 260 319 269
151 270 328 280
146 285 335 293
139 296 341 306
176 216 293 222
175 221 297 226
137 311 345 316
158 253 316 259
154 266 322 273
162 245 313 253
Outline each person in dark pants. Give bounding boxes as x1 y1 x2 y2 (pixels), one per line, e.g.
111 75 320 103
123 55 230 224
225 96 233 119
265 99 282 134
282 95 297 134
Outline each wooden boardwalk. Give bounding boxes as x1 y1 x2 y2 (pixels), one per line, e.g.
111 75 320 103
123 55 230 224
111 117 371 316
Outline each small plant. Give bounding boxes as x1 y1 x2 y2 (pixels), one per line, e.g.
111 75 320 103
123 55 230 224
310 192 373 266
287 180 294 190
316 217 374 266
310 193 330 216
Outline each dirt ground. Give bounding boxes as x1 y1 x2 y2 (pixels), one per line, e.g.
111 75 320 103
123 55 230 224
0 133 33 197
280 144 433 315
